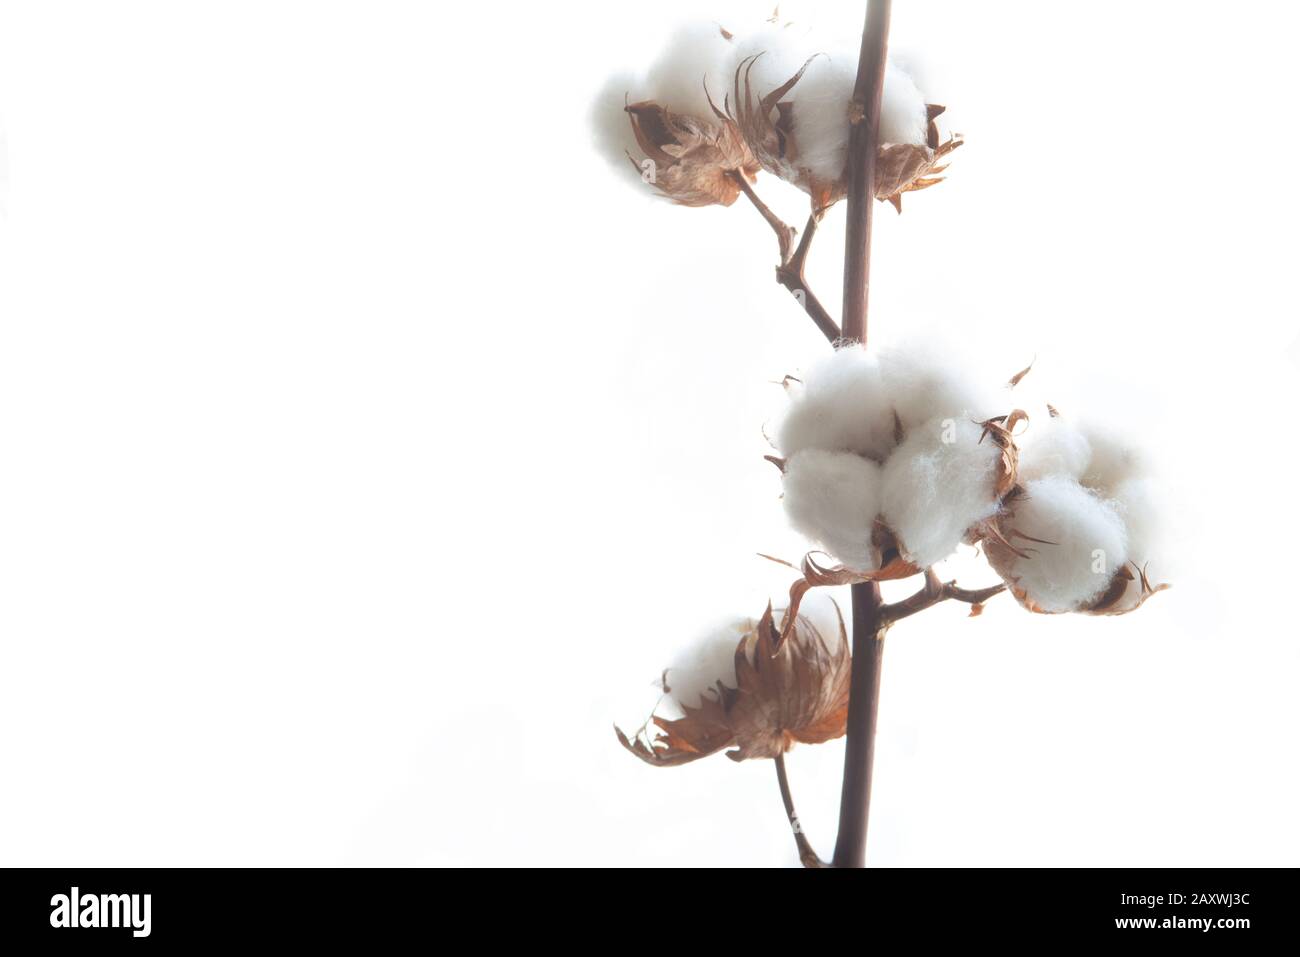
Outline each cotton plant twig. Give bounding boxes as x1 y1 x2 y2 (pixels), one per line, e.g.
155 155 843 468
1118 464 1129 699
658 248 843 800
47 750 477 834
774 753 828 868
729 172 841 344
880 567 1008 625
775 214 840 345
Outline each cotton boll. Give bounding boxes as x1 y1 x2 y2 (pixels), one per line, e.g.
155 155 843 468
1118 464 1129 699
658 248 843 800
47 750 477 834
663 617 751 710
782 449 883 571
1007 476 1130 613
775 346 896 461
879 339 1004 433
1017 414 1093 484
880 416 1004 568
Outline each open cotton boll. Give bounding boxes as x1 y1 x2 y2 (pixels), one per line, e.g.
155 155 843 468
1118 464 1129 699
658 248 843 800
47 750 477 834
1008 476 1130 613
775 346 896 462
878 339 1004 433
880 416 1004 568
1017 414 1093 484
782 449 884 571
728 26 927 182
662 617 751 710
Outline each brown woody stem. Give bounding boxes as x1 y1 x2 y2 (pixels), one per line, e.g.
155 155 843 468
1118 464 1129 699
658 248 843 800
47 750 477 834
730 173 840 344
776 214 840 345
774 752 827 868
831 581 886 868
830 0 893 871
881 571 1008 625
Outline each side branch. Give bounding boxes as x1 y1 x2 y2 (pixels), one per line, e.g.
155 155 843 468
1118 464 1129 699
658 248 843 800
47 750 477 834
775 214 840 344
729 172 840 344
774 753 827 868
880 568 1008 624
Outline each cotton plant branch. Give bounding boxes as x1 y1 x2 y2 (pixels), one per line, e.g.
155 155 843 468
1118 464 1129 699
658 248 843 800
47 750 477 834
880 568 1009 625
729 172 840 344
774 753 828 869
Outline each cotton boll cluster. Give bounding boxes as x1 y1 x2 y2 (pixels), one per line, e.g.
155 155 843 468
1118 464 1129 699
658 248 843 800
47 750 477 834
881 416 1005 568
773 344 1014 570
592 16 954 212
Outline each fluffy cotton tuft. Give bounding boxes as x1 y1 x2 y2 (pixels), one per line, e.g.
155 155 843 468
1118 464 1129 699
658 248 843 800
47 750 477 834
878 339 1005 433
782 449 883 571
726 25 928 181
642 23 735 120
881 416 1003 568
1016 414 1093 484
775 346 896 462
1109 477 1171 611
1078 424 1149 494
1007 476 1129 613
663 617 750 710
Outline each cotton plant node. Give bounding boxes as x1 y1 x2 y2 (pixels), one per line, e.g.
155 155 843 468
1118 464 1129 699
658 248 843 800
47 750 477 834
615 602 851 765
599 2 1171 869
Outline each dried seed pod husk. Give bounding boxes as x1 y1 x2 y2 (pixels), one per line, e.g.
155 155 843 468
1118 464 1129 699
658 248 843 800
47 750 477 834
615 602 851 765
623 100 760 207
879 105 964 213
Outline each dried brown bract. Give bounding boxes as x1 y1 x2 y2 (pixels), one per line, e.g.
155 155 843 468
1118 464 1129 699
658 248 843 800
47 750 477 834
623 100 760 207
615 602 851 765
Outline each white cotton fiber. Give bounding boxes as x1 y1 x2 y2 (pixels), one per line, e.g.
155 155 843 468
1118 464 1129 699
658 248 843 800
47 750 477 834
1108 477 1171 611
787 591 846 650
880 415 1004 568
1016 414 1093 484
878 339 1004 434
782 449 884 571
642 22 735 120
1007 476 1129 613
775 346 896 462
663 617 751 709
1079 424 1149 494
590 72 646 179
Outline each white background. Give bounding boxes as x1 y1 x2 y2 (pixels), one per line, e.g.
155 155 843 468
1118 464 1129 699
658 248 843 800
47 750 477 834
1 0 1297 867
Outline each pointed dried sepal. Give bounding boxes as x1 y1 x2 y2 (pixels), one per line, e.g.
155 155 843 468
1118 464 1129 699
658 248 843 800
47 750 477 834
876 107 963 211
978 410 1028 500
1083 562 1172 616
